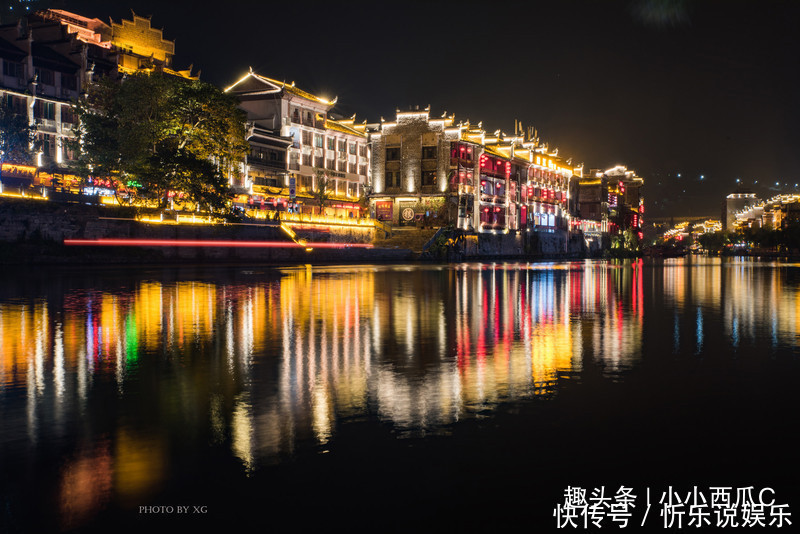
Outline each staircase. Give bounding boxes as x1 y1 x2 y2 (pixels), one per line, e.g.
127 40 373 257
373 227 440 253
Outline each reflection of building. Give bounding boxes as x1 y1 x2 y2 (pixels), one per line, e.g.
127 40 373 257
1 263 652 475
225 70 369 217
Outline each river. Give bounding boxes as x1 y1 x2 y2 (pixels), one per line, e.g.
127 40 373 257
0 258 797 532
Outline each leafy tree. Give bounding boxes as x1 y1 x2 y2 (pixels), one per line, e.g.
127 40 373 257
70 72 248 212
697 231 731 254
313 169 331 213
0 104 36 168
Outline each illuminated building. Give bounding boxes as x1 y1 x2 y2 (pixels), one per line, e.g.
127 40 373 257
733 193 800 231
574 165 644 246
0 13 112 190
725 188 759 230
0 9 194 194
40 9 196 79
483 127 575 250
368 107 465 226
225 69 369 217
368 110 595 253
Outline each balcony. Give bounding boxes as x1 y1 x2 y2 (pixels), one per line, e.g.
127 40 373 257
37 119 57 131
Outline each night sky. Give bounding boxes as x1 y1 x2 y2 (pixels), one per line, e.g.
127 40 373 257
34 1 800 217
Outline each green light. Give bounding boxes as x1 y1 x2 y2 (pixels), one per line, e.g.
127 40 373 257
125 312 138 363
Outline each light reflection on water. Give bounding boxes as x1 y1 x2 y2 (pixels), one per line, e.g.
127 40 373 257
1 257 799 528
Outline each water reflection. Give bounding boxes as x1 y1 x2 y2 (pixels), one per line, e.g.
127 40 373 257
2 258 798 526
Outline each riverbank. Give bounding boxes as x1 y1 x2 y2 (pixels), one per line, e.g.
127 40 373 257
0 197 412 264
0 197 608 264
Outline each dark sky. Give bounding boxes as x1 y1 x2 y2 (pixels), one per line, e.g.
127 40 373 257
51 0 800 217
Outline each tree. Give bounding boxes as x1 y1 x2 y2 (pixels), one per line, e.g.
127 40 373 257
70 72 248 211
0 105 36 168
313 169 332 214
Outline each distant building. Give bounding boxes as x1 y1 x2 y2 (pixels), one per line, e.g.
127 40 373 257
573 165 644 239
737 194 800 231
725 188 759 230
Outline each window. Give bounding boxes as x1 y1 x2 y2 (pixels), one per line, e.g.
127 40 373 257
338 140 346 152
422 170 436 186
386 147 400 160
301 130 312 145
422 146 437 159
327 137 335 150
37 133 53 156
358 164 367 176
314 134 323 148
302 154 311 166
61 107 77 124
3 60 23 78
359 145 367 157
61 73 77 91
326 158 335 170
34 101 55 120
251 147 266 161
348 162 356 174
3 94 24 114
338 160 347 172
35 68 54 86
385 171 400 189
292 108 301 123
314 156 324 168
349 143 356 155
64 143 76 161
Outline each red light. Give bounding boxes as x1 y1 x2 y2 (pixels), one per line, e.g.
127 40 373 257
460 146 465 152
63 239 374 249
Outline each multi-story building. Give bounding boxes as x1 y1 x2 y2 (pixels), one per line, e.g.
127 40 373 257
725 188 759 230
0 9 193 194
225 69 369 217
41 9 196 79
732 194 800 231
574 165 643 241
368 107 459 226
368 108 581 253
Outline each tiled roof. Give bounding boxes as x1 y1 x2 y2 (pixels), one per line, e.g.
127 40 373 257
325 118 366 138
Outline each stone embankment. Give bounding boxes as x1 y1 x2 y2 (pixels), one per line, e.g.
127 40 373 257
0 199 412 264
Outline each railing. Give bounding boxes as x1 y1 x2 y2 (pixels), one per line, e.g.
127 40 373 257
279 211 376 229
373 218 392 238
